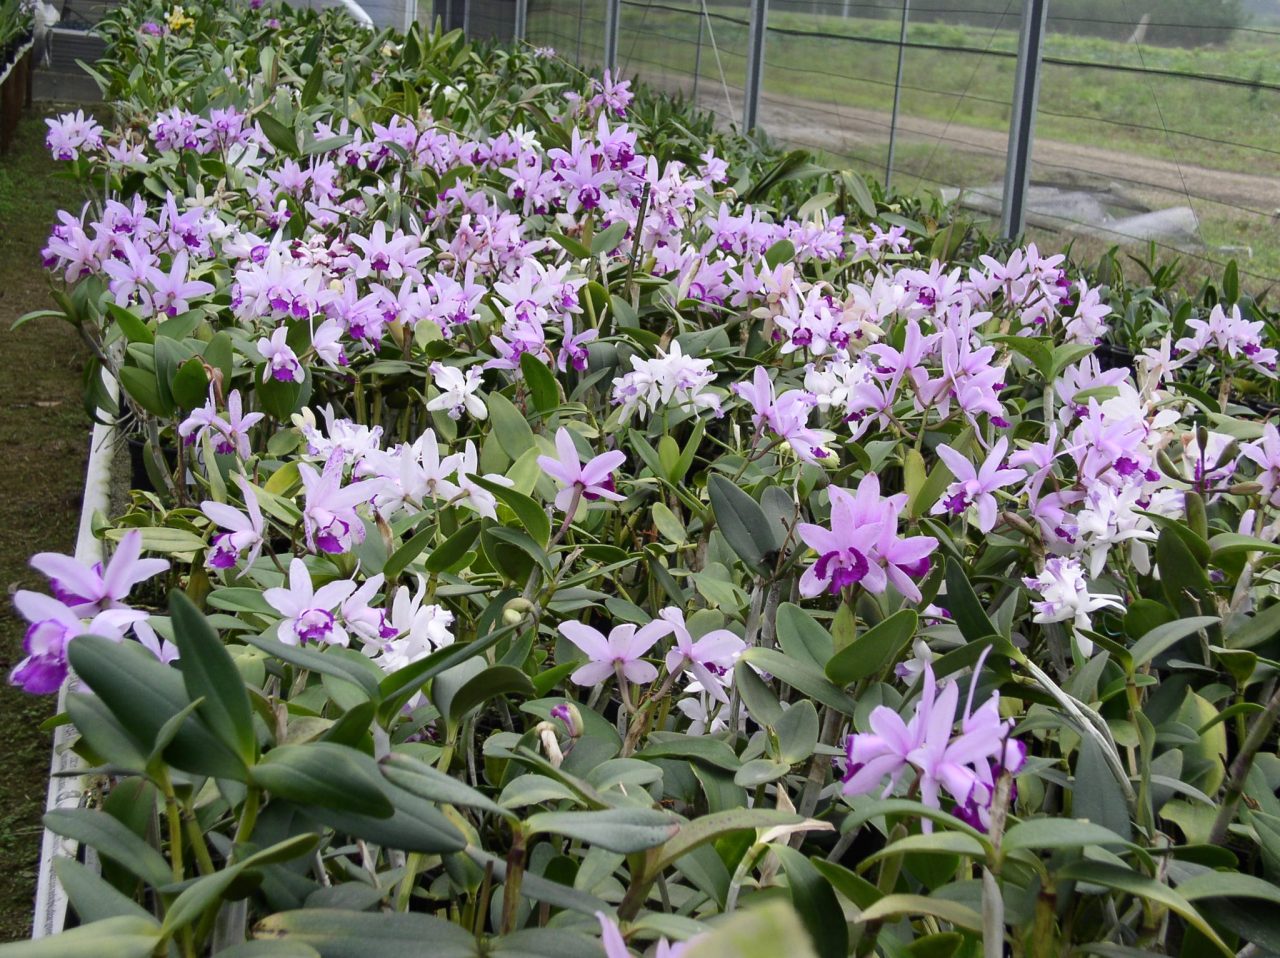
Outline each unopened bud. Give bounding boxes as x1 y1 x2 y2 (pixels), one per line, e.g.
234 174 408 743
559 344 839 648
502 598 535 626
550 702 583 738
535 722 564 768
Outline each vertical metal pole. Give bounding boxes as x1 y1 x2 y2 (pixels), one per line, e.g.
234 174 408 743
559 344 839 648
515 0 528 41
462 0 471 36
885 0 909 190
743 0 769 132
691 11 704 104
603 0 620 72
1001 0 1048 239
575 0 584 60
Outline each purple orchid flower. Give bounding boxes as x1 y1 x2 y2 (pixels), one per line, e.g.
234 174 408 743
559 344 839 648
931 436 1023 533
659 607 745 704
10 592 146 694
145 250 214 318
30 529 169 616
558 617 674 686
299 449 373 555
257 326 304 383
537 428 626 513
201 474 266 570
264 558 358 647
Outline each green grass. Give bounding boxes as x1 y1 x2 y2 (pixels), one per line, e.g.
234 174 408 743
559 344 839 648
0 110 93 942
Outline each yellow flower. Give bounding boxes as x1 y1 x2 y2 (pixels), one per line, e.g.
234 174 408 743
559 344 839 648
166 6 195 31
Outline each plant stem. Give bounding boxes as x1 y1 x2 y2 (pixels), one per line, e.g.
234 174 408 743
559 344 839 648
1208 684 1280 845
500 827 527 934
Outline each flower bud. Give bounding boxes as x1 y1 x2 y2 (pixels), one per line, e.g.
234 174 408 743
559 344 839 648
550 702 583 738
502 597 535 626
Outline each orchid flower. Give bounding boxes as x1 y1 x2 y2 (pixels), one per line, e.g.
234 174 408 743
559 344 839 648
537 428 626 513
299 449 372 555
931 436 1023 533
201 474 266 570
264 558 357 647
427 362 487 421
30 529 169 616
659 607 745 704
10 592 147 694
559 617 674 686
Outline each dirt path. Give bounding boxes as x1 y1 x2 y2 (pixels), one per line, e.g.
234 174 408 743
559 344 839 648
0 110 92 942
660 74 1280 214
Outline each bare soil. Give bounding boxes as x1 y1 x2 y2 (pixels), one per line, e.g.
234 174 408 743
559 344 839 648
0 109 91 942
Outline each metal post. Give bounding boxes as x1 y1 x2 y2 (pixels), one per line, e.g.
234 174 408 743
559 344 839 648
514 0 527 41
1001 0 1048 239
603 0 620 72
691 11 704 104
743 0 769 132
574 0 584 61
462 0 471 36
885 0 909 190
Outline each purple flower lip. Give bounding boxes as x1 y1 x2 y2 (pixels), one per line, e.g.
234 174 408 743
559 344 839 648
296 608 336 644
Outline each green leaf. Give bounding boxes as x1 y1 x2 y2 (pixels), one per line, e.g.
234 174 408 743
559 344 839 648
862 830 987 864
0 915 160 957
771 845 848 958
739 648 857 714
636 733 740 770
106 303 154 344
250 743 393 818
1228 600 1280 650
245 634 381 700
486 391 536 460
590 219 628 255
708 475 779 574
169 591 256 763
647 809 803 875
1128 616 1218 669
826 609 917 685
526 808 680 853
520 352 560 416
257 365 311 421
383 520 438 582
1157 527 1212 618
810 857 882 909
252 909 478 958
170 356 209 410
103 526 207 555
43 809 171 889
259 112 299 155
1073 734 1133 841
215 944 322 958
944 558 998 642
53 858 154 924
423 520 481 574
471 476 550 549
446 665 536 725
1055 861 1230 955
1209 532 1280 559
683 901 817 958
66 636 247 780
1001 818 1129 854
857 894 981 932
775 603 833 669
773 699 819 765
1175 871 1280 906
381 752 514 820
119 365 173 417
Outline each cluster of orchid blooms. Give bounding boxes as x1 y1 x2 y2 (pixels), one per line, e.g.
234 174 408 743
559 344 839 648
20 14 1280 847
